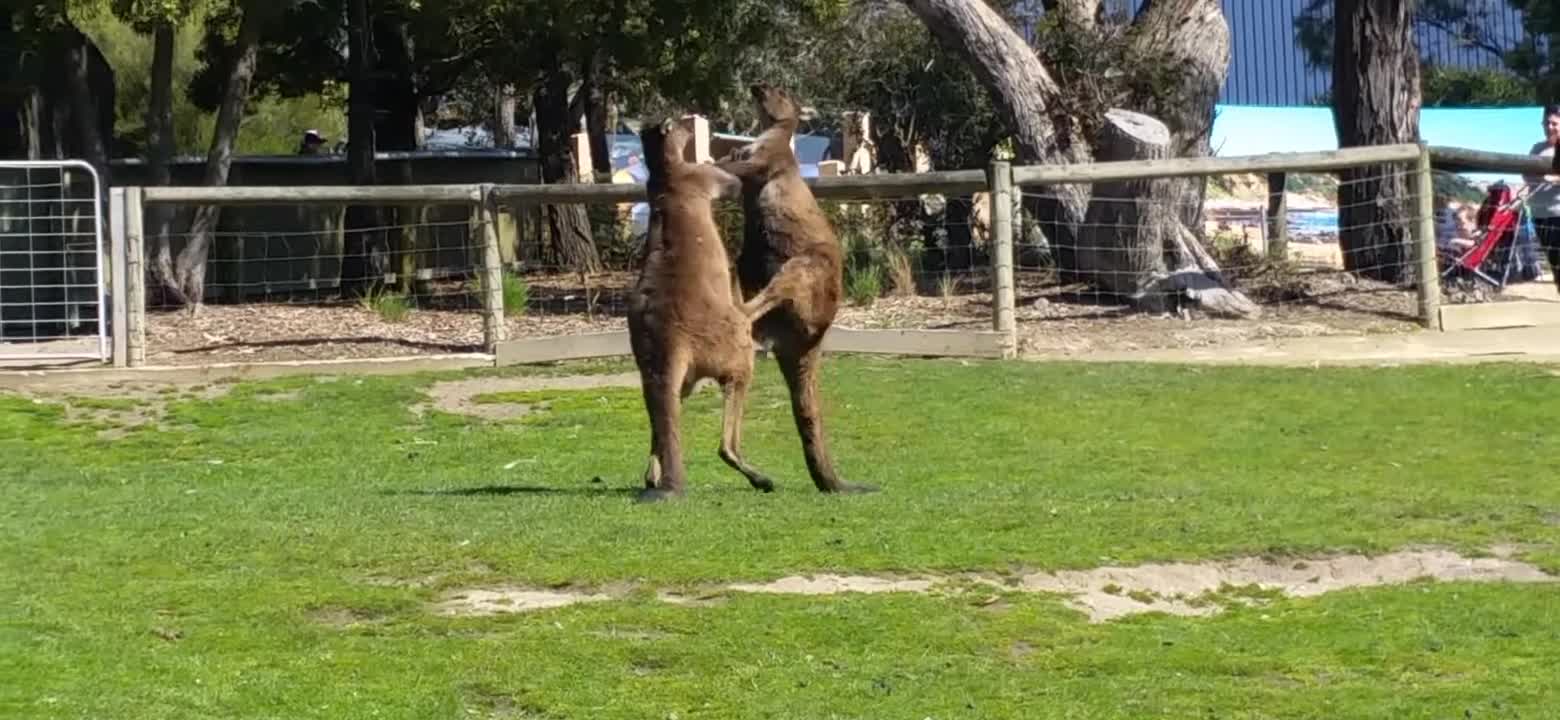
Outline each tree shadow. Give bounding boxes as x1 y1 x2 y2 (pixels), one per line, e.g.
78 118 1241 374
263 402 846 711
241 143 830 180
171 336 480 355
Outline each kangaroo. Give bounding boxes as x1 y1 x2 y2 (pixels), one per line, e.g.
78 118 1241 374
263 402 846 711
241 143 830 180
716 83 877 496
629 118 775 503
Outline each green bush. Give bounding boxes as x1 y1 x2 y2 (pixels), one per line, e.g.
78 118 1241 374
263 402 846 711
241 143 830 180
845 258 883 307
502 272 530 316
358 287 412 323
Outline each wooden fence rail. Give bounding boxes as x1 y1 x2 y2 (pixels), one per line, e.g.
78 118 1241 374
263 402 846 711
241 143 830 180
106 142 1544 369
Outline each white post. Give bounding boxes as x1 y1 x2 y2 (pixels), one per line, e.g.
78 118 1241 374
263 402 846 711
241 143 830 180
109 188 129 368
679 114 712 164
125 187 146 366
986 160 1017 358
1412 144 1441 330
477 188 508 352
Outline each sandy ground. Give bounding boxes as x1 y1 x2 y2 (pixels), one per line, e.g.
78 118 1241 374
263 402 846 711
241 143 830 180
427 547 1555 623
103 266 1448 367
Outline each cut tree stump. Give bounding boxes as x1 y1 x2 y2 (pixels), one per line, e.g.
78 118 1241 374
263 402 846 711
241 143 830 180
1077 109 1259 319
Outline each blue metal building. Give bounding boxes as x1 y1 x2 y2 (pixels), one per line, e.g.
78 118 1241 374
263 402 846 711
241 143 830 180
1016 0 1537 107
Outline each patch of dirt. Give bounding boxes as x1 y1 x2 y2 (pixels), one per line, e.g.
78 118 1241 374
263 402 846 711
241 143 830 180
432 587 613 616
127 265 1434 367
143 300 627 366
1008 271 1422 358
429 548 1555 623
413 372 640 421
725 574 937 595
4 381 233 439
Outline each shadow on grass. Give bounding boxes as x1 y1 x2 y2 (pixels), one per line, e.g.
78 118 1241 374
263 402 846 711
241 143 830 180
384 483 639 498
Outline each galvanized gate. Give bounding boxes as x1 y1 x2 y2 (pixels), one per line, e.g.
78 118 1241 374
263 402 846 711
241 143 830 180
0 160 109 363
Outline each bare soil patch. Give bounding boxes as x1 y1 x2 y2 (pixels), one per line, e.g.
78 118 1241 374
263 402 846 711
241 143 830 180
414 372 640 421
3 381 233 438
432 587 613 617
430 547 1554 623
135 267 1433 366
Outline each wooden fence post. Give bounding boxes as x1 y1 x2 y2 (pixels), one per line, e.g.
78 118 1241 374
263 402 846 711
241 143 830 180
1412 144 1441 330
109 188 128 368
1265 171 1288 259
477 186 508 352
124 186 146 367
986 160 1017 358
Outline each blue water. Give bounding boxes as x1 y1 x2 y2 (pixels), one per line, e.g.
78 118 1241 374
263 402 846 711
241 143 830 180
1288 209 1339 234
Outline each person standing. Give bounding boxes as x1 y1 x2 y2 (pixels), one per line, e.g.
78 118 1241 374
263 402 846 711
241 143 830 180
1523 104 1560 290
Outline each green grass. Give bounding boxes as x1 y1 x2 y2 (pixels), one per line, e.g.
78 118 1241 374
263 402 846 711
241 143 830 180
358 287 413 322
3 358 1559 718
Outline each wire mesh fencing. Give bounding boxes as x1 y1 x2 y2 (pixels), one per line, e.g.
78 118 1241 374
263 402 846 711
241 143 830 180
492 190 1005 337
135 198 498 364
105 143 1470 368
1008 155 1436 354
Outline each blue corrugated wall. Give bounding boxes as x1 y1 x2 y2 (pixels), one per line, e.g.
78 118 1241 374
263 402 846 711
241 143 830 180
1015 0 1536 107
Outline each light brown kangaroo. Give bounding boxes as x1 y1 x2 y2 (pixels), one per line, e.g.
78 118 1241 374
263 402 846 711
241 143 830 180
629 118 775 503
716 83 876 495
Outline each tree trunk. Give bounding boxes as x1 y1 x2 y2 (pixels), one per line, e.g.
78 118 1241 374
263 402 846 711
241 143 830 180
1077 111 1175 300
582 52 613 176
533 69 601 273
374 16 421 295
900 0 1091 264
1332 0 1420 283
146 20 186 305
900 0 1255 317
341 0 385 294
1082 112 1257 317
175 5 264 309
493 85 518 148
61 28 112 182
1126 0 1229 235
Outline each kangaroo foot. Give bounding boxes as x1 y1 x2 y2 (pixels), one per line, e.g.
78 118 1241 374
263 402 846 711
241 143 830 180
748 475 776 493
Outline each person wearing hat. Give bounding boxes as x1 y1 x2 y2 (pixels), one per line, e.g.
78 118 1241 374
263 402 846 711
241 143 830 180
297 129 327 155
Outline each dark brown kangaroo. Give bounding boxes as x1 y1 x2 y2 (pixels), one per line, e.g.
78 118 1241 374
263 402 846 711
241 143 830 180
716 83 876 495
629 118 774 503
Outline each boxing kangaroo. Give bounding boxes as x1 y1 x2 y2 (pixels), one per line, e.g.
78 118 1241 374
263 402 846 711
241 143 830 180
716 83 876 495
629 118 775 503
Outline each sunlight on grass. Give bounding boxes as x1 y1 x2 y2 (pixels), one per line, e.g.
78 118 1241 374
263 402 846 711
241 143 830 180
3 357 1558 717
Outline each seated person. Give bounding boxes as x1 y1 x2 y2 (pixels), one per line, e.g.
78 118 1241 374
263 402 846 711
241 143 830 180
1435 199 1477 253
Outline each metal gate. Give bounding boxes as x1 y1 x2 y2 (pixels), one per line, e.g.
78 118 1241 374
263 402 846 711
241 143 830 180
0 160 109 363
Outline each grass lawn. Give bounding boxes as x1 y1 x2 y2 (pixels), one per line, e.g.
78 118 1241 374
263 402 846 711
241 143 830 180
3 357 1559 718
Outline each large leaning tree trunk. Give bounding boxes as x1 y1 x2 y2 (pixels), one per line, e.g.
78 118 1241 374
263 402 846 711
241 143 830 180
146 19 184 304
1332 0 1420 283
62 27 113 191
176 3 267 310
900 0 1091 257
900 0 1258 318
532 66 601 273
341 0 386 295
373 15 422 295
1124 0 1229 236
